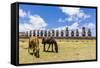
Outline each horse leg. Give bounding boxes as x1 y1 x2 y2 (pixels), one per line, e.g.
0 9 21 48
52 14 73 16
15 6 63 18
28 47 33 55
33 48 36 56
51 43 53 52
47 44 50 51
28 44 34 55
35 48 40 58
43 43 46 52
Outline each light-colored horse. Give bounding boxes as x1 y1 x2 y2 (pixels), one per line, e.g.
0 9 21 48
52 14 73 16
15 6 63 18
28 36 40 58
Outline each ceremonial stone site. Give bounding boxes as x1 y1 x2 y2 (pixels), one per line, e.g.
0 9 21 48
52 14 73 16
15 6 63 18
19 4 96 64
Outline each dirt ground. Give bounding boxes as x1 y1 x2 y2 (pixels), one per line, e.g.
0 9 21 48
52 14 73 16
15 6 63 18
19 38 96 64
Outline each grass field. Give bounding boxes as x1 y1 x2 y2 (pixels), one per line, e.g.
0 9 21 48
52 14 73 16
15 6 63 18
19 38 96 64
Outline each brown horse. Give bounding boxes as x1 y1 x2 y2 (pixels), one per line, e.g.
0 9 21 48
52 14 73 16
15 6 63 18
28 36 40 58
42 37 58 53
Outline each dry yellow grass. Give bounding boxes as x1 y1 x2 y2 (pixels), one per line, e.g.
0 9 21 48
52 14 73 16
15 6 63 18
19 38 96 64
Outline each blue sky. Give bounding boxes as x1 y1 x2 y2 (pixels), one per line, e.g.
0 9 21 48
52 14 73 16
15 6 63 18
19 4 96 37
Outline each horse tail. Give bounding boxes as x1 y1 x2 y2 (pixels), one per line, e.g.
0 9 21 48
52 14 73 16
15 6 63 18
54 41 58 53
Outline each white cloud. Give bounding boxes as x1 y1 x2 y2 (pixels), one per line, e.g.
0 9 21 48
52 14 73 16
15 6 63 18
88 23 95 29
19 8 26 18
66 17 73 22
53 25 68 30
69 22 79 30
59 7 90 22
19 9 47 32
78 11 86 18
84 15 90 19
29 14 47 28
83 22 95 29
58 18 65 22
19 23 26 32
78 11 90 19
59 7 80 16
19 23 33 32
53 22 79 30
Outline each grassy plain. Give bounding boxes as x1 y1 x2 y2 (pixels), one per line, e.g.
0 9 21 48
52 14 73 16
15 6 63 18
19 38 96 64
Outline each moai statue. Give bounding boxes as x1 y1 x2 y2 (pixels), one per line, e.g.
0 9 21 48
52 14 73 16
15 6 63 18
33 30 35 36
37 30 39 37
26 31 28 37
29 30 32 37
56 30 59 37
71 30 74 37
44 30 47 37
52 30 55 37
48 30 51 37
40 30 43 37
76 29 79 37
65 27 69 37
82 27 86 37
61 30 64 37
88 28 91 37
